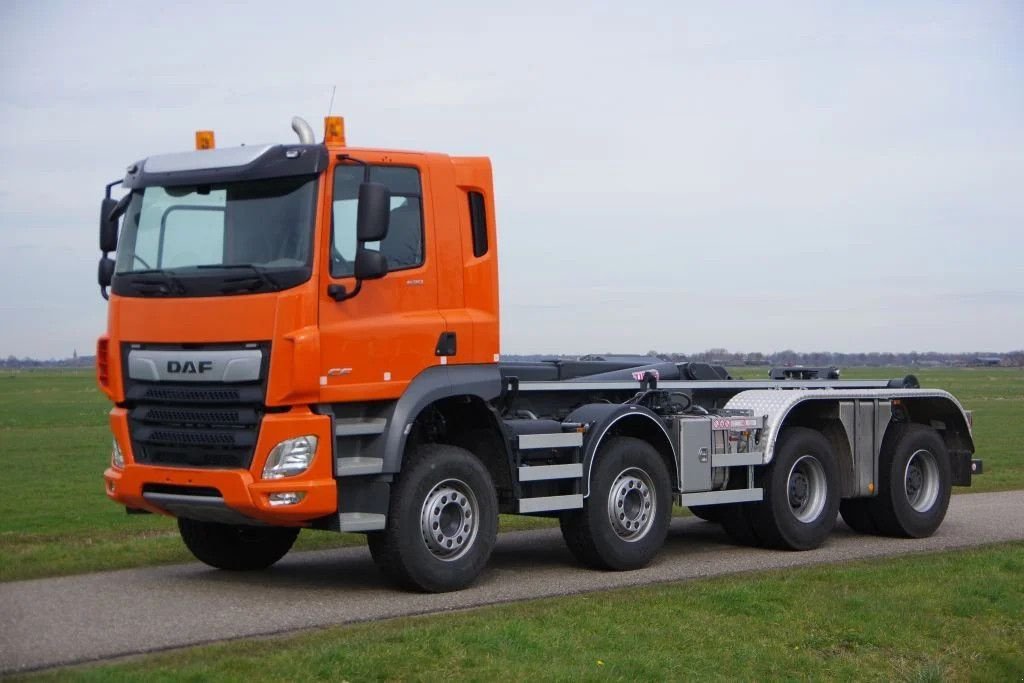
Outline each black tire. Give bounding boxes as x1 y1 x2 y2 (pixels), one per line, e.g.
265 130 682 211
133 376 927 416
719 503 763 546
868 424 951 538
839 497 879 534
689 504 727 523
367 443 498 593
746 427 840 550
177 518 299 570
560 437 672 570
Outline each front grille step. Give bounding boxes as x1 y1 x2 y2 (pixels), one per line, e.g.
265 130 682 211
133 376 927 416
133 424 257 448
142 484 221 497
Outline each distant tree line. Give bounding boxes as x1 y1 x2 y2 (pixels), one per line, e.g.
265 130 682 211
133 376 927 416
505 350 1024 368
3 350 1023 370
1 355 96 369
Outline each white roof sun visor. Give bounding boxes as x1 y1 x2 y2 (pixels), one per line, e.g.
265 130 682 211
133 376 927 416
123 144 328 189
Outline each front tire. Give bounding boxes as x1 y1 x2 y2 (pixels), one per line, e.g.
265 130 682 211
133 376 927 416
560 437 672 570
177 519 299 570
746 427 840 550
368 444 498 592
868 424 951 538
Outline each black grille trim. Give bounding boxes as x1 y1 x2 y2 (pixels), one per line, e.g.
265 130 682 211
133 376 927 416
125 384 264 405
132 405 259 426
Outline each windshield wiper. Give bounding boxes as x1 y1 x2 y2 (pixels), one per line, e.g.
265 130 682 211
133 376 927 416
120 269 187 296
196 264 281 293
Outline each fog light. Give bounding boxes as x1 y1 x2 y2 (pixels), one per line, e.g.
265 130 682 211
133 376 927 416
111 438 125 468
262 435 319 479
268 492 306 506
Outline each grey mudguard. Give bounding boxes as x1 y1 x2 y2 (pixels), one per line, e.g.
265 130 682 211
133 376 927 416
369 364 504 473
725 388 975 464
565 403 675 498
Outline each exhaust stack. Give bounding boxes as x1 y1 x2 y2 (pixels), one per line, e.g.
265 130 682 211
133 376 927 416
291 116 315 144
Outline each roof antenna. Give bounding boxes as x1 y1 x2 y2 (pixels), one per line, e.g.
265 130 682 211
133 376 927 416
327 85 337 116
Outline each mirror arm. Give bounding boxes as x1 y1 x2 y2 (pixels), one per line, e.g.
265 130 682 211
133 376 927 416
336 154 371 182
109 192 132 222
327 280 362 303
104 179 123 200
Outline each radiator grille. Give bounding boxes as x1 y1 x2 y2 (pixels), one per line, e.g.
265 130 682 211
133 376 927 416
122 343 268 470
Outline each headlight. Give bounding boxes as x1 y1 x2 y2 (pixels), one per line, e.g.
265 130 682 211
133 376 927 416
262 435 318 479
111 438 125 468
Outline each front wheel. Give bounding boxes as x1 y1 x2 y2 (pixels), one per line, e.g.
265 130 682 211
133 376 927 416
177 518 299 570
368 443 498 593
560 437 672 570
746 427 840 550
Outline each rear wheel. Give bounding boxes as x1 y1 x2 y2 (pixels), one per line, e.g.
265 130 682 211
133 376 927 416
560 437 672 570
747 427 840 550
720 503 762 546
868 424 951 538
177 519 299 570
839 497 879 534
368 443 497 592
689 504 727 523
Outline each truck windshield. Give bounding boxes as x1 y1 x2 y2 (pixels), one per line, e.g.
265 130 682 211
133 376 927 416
112 175 318 297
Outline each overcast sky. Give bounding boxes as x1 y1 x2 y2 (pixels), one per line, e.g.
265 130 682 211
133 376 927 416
1 1 1021 358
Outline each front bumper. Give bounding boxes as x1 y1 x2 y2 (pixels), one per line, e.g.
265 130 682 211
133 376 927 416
104 407 336 525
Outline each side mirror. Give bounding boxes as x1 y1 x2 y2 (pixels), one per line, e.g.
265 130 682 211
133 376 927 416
354 248 388 280
98 256 115 287
356 182 390 242
98 256 116 300
100 197 119 252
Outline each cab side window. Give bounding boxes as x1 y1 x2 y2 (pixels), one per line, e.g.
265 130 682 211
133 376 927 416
331 165 423 277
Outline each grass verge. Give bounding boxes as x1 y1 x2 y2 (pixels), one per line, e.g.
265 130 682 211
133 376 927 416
19 542 1024 681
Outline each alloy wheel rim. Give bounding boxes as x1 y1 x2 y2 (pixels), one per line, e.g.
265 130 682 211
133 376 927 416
607 467 656 542
787 455 827 523
904 449 940 512
420 478 479 561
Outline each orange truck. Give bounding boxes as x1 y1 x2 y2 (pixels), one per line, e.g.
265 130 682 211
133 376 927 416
97 117 982 592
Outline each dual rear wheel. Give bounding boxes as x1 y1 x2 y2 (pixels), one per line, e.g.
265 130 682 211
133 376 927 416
839 424 951 538
721 427 841 550
723 423 951 549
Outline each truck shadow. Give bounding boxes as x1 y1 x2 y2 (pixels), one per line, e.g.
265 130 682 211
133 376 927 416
175 516 861 592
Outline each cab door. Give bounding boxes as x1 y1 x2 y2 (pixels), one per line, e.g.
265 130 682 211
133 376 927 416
318 155 446 403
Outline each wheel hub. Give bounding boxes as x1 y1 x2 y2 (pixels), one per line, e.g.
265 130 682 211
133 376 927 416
904 449 940 513
420 479 479 561
607 468 656 541
786 455 827 523
789 473 809 506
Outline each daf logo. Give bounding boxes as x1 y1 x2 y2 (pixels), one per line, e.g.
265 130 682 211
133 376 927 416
166 360 214 374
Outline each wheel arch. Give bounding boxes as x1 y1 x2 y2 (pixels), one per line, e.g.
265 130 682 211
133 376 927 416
567 403 676 498
726 389 975 498
778 402 855 497
893 396 975 455
370 365 505 473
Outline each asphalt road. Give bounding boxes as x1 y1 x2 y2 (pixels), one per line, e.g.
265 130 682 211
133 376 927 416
2 490 1023 674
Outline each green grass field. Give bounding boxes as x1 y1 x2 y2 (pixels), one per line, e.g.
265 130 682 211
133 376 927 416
0 366 1020 582
20 542 1024 681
